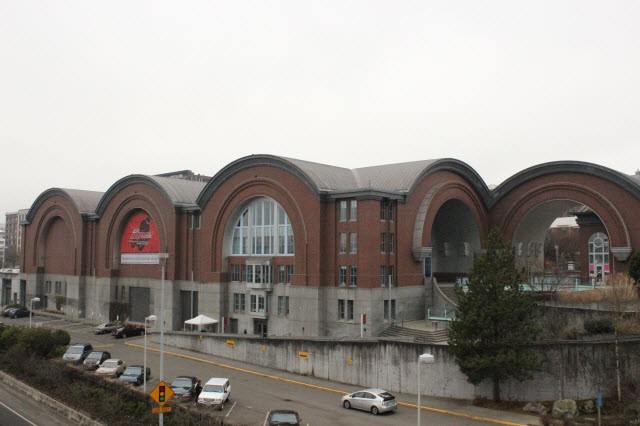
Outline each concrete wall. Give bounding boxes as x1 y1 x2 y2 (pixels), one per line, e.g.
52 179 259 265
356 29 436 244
157 332 640 402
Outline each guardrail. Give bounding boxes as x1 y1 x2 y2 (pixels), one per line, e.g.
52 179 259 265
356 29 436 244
427 307 456 321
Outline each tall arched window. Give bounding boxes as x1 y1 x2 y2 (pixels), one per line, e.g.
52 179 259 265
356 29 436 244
230 198 294 256
588 232 609 282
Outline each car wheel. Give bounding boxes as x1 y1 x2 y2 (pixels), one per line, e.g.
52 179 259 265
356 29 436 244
371 406 379 415
122 333 127 338
343 401 351 409
141 330 145 335
219 402 224 411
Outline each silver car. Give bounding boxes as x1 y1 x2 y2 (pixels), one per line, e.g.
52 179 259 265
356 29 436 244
341 388 397 415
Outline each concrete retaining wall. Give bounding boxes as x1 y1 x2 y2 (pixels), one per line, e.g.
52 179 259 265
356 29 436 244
157 332 640 402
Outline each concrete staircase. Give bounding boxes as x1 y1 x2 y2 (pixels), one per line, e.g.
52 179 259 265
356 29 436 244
379 324 449 344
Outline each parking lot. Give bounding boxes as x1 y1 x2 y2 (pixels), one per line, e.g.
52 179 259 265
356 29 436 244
1 313 533 426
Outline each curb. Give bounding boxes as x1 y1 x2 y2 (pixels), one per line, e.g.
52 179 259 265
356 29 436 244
0 370 103 426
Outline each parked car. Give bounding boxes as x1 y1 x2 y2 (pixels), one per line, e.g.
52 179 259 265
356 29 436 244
118 365 151 386
267 409 302 425
111 324 146 338
197 377 231 410
83 351 111 370
62 343 94 363
170 376 202 402
341 388 397 415
95 359 126 378
1 305 21 317
9 307 30 318
94 322 119 334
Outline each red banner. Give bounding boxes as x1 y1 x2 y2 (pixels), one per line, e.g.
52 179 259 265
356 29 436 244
120 212 159 254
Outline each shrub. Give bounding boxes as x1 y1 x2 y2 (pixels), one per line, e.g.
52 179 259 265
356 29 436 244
51 329 71 347
584 317 615 334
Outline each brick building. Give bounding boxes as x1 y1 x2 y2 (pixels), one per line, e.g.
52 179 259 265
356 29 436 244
18 156 640 337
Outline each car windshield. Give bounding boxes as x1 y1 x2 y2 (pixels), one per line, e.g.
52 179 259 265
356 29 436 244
270 412 299 423
86 352 101 359
202 384 224 393
123 367 142 375
102 361 118 368
67 347 84 354
171 378 193 389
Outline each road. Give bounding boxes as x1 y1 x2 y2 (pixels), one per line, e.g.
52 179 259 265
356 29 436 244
0 379 73 426
1 314 530 425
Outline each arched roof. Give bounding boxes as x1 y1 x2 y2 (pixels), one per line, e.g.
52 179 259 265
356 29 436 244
26 188 104 222
198 154 492 206
492 161 640 203
95 174 207 217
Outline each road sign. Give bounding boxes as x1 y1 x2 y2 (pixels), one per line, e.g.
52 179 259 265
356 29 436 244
597 392 603 408
152 406 172 414
149 381 174 407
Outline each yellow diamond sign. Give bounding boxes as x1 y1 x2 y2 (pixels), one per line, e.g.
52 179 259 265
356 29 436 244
149 381 174 407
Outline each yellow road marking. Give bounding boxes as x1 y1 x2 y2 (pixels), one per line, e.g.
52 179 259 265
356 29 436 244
126 342 528 425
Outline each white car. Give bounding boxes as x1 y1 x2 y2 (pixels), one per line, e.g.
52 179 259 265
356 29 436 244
197 378 231 410
95 359 126 378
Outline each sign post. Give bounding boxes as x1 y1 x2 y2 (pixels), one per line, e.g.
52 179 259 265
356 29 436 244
596 392 602 426
150 381 174 414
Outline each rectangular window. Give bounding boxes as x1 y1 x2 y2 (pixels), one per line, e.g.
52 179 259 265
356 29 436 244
380 265 387 286
55 281 62 295
286 265 294 283
339 233 347 253
388 265 395 286
338 299 345 320
349 233 357 253
380 233 387 253
233 293 246 312
339 266 347 286
277 296 289 316
384 299 389 320
231 265 241 282
190 212 201 229
388 233 394 253
347 300 354 320
339 201 347 222
380 201 387 220
391 299 396 320
278 265 285 283
250 294 266 313
349 266 357 287
349 200 357 221
45 280 52 294
389 201 395 221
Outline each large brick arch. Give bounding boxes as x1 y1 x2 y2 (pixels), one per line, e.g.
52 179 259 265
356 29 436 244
413 180 489 253
97 191 171 276
206 177 309 280
498 182 630 249
26 191 83 275
34 206 78 274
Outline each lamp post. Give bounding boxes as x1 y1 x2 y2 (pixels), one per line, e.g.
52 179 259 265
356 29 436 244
143 315 157 394
417 353 434 425
29 297 40 328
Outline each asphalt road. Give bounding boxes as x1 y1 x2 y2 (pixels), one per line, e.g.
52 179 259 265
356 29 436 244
1 314 529 426
0 378 72 426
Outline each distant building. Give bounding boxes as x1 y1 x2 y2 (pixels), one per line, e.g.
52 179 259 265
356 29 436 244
4 209 28 267
154 170 211 182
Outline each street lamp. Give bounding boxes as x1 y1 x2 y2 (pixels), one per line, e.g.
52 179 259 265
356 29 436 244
417 353 434 425
143 314 157 394
29 297 40 328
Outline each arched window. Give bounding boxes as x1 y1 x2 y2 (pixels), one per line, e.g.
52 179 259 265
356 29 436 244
588 232 609 282
230 198 294 256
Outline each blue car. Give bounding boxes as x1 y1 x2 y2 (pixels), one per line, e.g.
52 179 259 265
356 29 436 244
10 307 30 318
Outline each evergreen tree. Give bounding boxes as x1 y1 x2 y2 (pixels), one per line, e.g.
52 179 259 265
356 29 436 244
628 252 640 295
448 228 540 402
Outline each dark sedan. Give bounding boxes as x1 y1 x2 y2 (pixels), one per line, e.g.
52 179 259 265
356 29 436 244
170 376 202 402
119 365 151 386
83 351 112 370
111 325 146 338
9 307 30 318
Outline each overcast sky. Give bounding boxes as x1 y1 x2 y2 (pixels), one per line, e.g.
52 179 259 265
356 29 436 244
1 1 639 223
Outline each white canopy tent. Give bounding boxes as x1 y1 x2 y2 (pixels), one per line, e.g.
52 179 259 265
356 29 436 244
184 314 218 332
